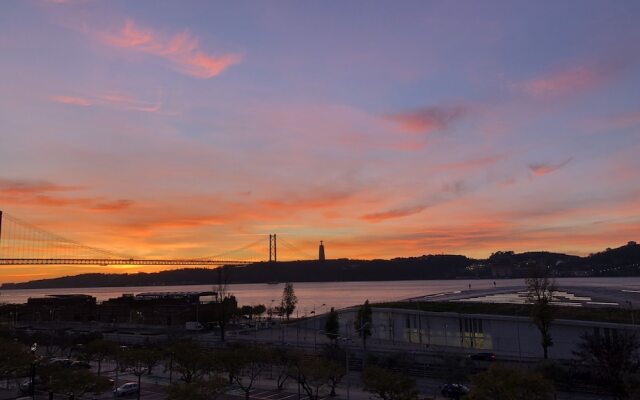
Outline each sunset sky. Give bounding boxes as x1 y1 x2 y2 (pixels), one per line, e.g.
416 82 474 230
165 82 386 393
1 1 640 281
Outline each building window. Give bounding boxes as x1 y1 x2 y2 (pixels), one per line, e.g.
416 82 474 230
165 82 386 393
459 317 485 348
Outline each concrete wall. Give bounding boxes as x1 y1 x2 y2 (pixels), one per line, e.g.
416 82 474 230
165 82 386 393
337 307 639 360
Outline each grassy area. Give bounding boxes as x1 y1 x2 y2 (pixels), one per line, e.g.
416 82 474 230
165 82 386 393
373 301 638 324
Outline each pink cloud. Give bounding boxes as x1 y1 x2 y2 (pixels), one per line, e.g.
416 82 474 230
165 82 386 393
434 154 506 172
385 105 466 134
592 110 640 132
516 65 611 97
51 91 162 113
101 20 242 78
51 95 91 106
528 157 573 176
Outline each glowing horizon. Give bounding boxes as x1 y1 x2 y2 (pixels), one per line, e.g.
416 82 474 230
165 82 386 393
1 1 640 282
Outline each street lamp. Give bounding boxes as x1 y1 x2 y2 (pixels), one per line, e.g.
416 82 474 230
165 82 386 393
338 337 352 400
627 301 635 325
30 342 37 400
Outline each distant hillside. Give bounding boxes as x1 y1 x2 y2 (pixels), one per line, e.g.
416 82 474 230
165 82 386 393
2 242 639 290
0 255 473 289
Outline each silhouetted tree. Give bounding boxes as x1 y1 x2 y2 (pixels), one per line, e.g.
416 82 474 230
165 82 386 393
469 363 553 400
355 300 373 350
166 376 227 400
253 304 267 317
280 283 298 320
573 331 640 399
209 267 237 341
42 366 112 400
170 341 214 384
121 348 153 400
290 355 336 400
362 365 418 400
82 339 118 376
270 347 292 391
325 307 340 345
0 338 31 389
322 347 346 397
219 346 270 400
526 266 556 359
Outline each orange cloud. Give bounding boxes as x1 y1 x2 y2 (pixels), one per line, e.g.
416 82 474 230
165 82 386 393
360 205 427 222
91 199 135 211
0 178 133 212
0 178 81 195
385 105 466 134
101 20 242 78
528 157 572 176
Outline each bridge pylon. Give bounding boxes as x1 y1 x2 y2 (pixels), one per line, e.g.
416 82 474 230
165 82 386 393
269 234 277 262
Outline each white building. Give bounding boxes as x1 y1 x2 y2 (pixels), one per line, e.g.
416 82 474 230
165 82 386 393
337 307 639 360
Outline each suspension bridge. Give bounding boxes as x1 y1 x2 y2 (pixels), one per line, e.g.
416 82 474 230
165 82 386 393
0 210 313 266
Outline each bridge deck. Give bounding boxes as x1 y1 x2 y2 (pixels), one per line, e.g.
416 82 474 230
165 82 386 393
0 258 251 266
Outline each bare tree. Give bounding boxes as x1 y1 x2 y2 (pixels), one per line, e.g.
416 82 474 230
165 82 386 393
212 267 237 341
574 331 640 399
525 266 556 359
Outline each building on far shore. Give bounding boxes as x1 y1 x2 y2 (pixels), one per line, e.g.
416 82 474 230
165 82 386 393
319 240 325 262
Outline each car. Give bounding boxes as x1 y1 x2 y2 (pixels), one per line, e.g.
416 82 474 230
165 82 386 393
49 357 73 367
19 379 32 394
114 382 139 397
469 352 496 361
70 360 92 369
441 383 470 399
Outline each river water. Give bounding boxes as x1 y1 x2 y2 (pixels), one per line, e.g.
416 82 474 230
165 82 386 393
2 277 640 311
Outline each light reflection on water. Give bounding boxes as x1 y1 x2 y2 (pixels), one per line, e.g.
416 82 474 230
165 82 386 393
1 277 640 311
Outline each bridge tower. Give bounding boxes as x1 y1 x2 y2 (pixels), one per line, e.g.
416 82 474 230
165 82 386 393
319 240 325 262
269 234 277 262
0 210 3 248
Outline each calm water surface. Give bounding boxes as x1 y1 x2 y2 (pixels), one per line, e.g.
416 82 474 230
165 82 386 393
2 277 640 311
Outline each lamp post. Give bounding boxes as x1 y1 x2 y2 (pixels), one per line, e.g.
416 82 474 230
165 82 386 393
114 345 127 400
30 342 37 400
338 337 352 400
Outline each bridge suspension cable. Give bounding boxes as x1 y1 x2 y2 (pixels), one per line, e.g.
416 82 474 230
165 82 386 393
278 236 314 260
0 211 257 266
0 211 131 260
190 237 265 262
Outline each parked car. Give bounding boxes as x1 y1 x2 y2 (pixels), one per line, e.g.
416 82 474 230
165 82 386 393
185 321 204 331
19 377 45 394
70 360 92 369
469 352 496 361
441 383 470 399
114 382 139 397
49 357 73 367
19 379 31 394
